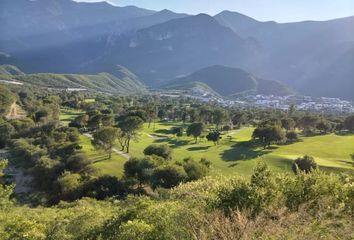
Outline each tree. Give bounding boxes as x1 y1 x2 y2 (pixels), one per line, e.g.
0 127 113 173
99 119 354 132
143 144 172 160
146 104 157 128
151 164 187 189
286 131 299 143
57 171 81 197
183 158 209 181
69 114 89 129
101 115 114 127
299 116 319 135
206 131 222 145
281 118 295 132
92 127 120 159
187 122 205 144
316 120 332 134
0 160 14 207
82 176 127 200
232 112 246 128
171 127 183 138
222 125 232 132
252 125 285 149
292 155 317 174
343 115 354 132
213 108 228 130
65 153 92 173
88 114 102 131
124 157 156 187
117 116 144 153
0 121 15 148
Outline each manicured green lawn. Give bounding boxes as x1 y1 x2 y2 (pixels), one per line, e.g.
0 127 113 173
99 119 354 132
59 108 353 178
127 122 354 176
79 135 127 177
59 109 84 126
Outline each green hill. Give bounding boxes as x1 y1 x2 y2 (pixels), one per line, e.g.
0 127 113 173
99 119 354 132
162 65 293 97
0 65 24 75
0 65 147 94
0 84 16 116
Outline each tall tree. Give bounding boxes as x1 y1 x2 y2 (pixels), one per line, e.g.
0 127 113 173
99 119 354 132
206 131 222 145
118 116 144 153
92 127 120 159
252 125 285 149
187 122 205 144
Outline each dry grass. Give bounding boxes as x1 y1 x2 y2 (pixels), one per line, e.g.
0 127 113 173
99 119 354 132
189 206 354 240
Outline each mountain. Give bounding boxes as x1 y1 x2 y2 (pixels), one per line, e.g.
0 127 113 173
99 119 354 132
0 0 155 50
0 65 24 75
0 0 189 74
90 14 257 86
116 9 189 34
215 11 354 94
302 47 354 100
162 65 293 97
1 1 353 99
0 65 147 94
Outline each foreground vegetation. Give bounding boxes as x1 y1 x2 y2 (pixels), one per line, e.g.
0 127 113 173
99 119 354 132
1 160 353 239
0 84 353 239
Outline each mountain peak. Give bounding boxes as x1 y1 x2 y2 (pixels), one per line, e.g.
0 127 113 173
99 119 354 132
215 10 259 23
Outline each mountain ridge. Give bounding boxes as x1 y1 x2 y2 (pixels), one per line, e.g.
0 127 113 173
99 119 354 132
162 65 293 97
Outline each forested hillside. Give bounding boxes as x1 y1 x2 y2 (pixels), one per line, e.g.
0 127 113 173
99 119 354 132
0 65 146 94
164 65 293 96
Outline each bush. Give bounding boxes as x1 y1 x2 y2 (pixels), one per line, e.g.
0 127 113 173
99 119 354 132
182 158 209 181
143 144 172 160
286 131 299 143
82 176 127 200
292 155 317 174
151 164 187 189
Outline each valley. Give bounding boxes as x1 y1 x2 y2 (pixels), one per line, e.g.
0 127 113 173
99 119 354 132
0 1 353 239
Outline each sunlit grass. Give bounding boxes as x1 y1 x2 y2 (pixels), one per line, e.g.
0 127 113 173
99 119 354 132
59 109 354 177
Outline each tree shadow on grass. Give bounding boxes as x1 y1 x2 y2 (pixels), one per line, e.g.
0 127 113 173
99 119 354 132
154 129 171 135
228 163 239 168
92 155 110 163
153 138 190 149
221 141 271 162
187 146 210 151
335 131 354 136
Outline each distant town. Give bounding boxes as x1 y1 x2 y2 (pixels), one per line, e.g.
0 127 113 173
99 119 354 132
157 89 354 113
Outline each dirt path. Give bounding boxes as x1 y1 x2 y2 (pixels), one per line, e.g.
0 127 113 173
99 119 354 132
6 102 27 120
83 133 130 160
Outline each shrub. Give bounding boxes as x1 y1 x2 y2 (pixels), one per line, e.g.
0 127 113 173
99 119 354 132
143 144 172 160
286 131 299 143
182 158 209 181
151 164 187 189
292 155 317 174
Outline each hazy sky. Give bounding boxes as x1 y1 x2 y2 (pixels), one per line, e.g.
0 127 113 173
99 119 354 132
76 0 354 22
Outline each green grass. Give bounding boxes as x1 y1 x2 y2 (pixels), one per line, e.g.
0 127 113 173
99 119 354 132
79 135 127 177
126 122 354 177
84 98 96 103
60 109 127 177
59 109 84 126
58 108 353 178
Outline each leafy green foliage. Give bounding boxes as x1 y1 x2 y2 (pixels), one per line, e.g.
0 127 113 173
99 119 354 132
151 164 187 189
92 127 121 158
292 155 318 174
186 122 205 143
0 84 16 117
143 144 172 160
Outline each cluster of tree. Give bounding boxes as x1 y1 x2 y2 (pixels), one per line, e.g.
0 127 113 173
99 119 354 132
124 144 210 190
0 85 16 117
0 159 353 239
